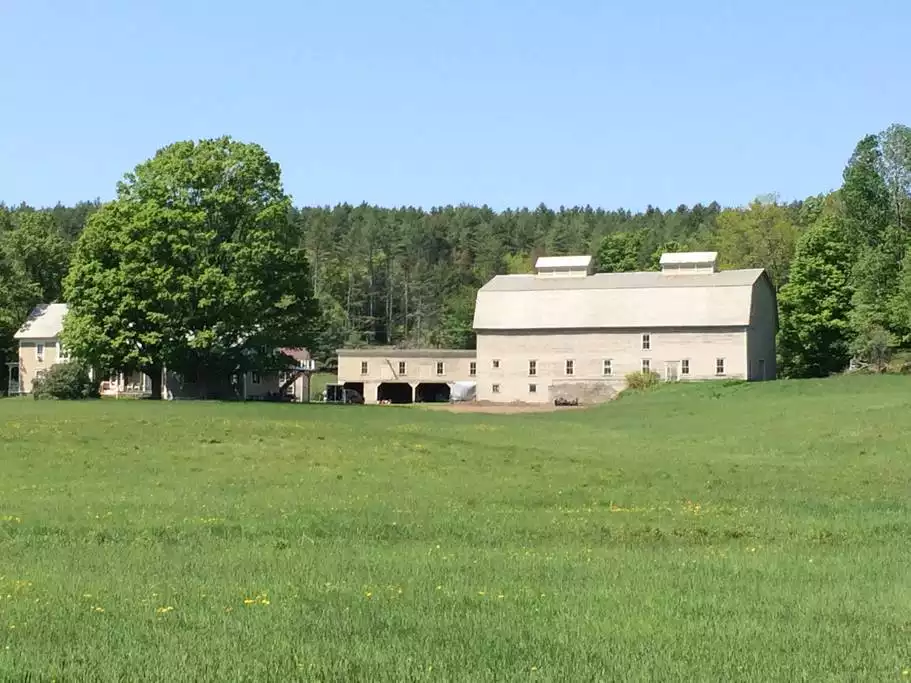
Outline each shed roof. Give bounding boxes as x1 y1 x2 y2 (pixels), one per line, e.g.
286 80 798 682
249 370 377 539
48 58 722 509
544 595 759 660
534 255 592 270
473 269 766 330
14 303 68 340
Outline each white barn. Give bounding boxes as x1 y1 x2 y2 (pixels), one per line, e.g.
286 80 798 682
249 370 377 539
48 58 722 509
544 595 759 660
471 252 777 404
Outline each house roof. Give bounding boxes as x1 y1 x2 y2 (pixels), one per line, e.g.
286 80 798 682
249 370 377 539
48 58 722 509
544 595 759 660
534 255 593 270
280 348 311 362
14 303 68 340
473 269 767 330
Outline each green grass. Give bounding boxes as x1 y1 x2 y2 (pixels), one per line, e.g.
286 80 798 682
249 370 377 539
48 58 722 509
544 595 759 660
1 376 910 681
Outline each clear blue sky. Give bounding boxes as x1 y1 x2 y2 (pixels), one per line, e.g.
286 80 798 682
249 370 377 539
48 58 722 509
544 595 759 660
1 0 908 212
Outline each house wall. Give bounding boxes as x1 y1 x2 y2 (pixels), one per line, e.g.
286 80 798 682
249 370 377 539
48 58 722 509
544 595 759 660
475 328 749 404
747 276 778 380
337 350 477 403
17 340 63 394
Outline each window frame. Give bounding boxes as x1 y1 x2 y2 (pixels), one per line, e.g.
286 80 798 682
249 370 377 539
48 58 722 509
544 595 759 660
565 359 575 376
360 361 368 375
681 359 690 376
492 359 500 369
436 361 445 376
492 383 501 394
469 361 477 377
398 361 407 376
529 383 537 394
715 358 725 376
36 343 45 362
641 333 651 351
641 359 650 373
251 372 261 385
528 360 537 376
603 359 612 376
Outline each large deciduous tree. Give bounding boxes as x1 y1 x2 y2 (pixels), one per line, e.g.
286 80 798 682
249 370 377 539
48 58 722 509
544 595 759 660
63 137 319 399
777 213 854 378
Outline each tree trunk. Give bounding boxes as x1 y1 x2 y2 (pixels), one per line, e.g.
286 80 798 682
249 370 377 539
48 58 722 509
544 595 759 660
149 366 163 400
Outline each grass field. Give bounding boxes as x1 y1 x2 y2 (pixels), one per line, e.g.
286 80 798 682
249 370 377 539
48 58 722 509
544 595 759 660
1 376 910 681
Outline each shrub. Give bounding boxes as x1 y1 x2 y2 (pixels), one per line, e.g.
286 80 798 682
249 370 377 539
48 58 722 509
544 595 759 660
32 363 99 400
625 370 661 390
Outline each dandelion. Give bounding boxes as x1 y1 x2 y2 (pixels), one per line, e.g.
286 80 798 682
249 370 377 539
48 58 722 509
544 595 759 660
155 606 174 615
92 606 105 613
477 591 486 596
365 592 373 599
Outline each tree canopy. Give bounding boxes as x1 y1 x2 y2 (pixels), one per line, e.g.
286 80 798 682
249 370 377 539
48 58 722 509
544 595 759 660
62 137 319 398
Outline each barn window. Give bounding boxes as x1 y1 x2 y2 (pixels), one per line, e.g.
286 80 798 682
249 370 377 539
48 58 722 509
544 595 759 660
492 384 500 394
716 358 725 375
529 384 537 393
603 359 612 376
641 334 651 350
36 343 45 362
641 359 650 373
436 361 445 376
528 360 537 376
565 360 574 376
681 359 690 376
492 359 500 369
469 361 477 377
360 361 368 375
398 361 407 375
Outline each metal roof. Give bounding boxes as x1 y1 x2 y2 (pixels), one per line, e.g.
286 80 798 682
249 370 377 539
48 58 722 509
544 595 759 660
14 303 68 340
659 251 718 265
337 348 477 358
534 255 592 270
473 269 767 330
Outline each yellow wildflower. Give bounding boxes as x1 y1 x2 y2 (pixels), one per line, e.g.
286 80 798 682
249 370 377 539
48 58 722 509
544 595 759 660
365 592 373 599
92 606 105 613
155 606 174 615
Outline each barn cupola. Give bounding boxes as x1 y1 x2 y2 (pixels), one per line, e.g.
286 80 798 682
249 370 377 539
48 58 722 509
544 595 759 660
534 255 593 278
659 251 718 274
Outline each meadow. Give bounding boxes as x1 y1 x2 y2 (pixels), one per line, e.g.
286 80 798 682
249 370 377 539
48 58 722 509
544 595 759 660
0 376 909 681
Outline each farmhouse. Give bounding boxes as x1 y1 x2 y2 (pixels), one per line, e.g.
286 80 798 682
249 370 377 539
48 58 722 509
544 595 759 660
472 252 777 404
8 304 313 400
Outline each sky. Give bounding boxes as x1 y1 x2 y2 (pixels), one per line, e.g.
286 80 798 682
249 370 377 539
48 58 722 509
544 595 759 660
1 0 909 212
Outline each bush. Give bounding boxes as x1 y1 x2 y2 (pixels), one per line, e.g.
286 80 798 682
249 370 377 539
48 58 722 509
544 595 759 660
32 363 99 400
625 370 661 390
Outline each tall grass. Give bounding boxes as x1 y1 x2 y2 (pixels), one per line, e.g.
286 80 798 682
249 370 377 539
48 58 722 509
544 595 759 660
0 375 909 680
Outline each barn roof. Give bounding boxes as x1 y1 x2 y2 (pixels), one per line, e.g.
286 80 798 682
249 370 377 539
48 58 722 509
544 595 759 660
14 303 68 340
473 269 767 330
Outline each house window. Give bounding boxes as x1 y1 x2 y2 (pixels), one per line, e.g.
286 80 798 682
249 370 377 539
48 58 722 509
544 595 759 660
642 334 651 350
492 359 500 369
681 359 690 376
252 372 261 384
469 361 477 377
603 359 612 376
492 384 500 394
436 361 445 376
716 358 725 376
398 361 407 375
360 361 368 375
529 384 537 394
36 343 45 362
565 360 574 376
58 344 69 362
528 360 537 376
641 359 650 373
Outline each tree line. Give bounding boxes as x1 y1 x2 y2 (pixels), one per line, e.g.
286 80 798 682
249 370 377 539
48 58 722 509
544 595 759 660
1 124 910 391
